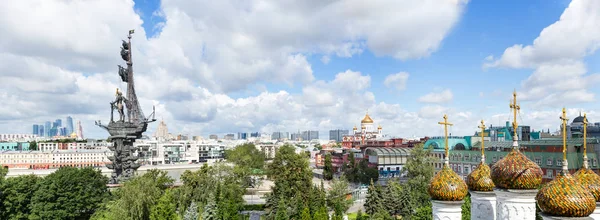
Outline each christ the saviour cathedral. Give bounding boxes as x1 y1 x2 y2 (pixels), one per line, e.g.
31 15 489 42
431 92 600 220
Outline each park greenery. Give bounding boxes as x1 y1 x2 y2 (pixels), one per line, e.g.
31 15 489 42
0 142 476 219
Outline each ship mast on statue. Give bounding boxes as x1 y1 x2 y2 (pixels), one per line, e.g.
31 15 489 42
96 29 156 184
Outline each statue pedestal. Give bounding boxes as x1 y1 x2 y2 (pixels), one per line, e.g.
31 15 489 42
470 191 496 220
590 203 600 219
494 188 537 220
432 200 464 220
538 212 593 220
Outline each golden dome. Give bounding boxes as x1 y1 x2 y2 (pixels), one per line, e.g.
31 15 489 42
428 164 468 201
467 161 495 192
491 149 543 189
361 113 374 124
377 124 382 130
353 126 357 130
537 171 596 217
574 167 600 202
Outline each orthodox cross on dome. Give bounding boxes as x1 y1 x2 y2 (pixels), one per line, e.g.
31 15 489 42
560 108 569 172
438 114 453 165
509 90 520 143
583 113 589 168
478 120 486 161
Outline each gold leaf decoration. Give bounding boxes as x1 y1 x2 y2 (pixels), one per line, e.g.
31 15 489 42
491 149 543 189
537 172 596 217
467 161 495 192
574 167 600 202
428 164 468 201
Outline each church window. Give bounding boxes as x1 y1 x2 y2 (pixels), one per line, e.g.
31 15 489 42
557 159 562 166
546 158 553 166
535 158 542 165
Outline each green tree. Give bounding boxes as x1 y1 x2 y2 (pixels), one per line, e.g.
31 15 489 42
275 197 289 220
364 179 384 215
29 167 109 220
327 176 352 214
301 206 312 220
225 143 265 170
29 141 38 151
462 193 471 220
413 204 433 220
0 174 42 220
402 143 436 207
382 180 404 217
355 160 379 185
150 189 178 220
324 153 334 180
344 152 357 182
92 169 174 220
356 210 365 220
266 145 313 218
183 201 199 220
313 206 329 220
201 194 217 220
0 165 7 181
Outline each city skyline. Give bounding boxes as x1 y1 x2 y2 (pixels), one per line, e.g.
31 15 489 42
1 0 600 139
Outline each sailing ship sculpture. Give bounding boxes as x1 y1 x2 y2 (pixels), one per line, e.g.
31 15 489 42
96 30 156 184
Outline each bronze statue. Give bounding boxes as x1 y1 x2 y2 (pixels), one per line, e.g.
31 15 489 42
110 88 127 122
118 65 129 82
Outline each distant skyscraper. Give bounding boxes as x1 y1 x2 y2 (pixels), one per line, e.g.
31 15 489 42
154 120 169 140
250 132 260 138
302 130 319 141
329 129 349 142
59 127 67 136
238 132 248 140
45 121 51 137
66 116 74 135
38 126 44 137
76 120 84 140
55 119 62 128
271 132 289 140
33 124 39 135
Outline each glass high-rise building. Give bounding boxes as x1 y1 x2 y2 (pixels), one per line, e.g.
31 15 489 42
45 121 51 137
33 124 39 135
66 116 74 135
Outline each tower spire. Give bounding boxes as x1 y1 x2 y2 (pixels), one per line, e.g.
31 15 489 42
438 114 453 165
560 108 569 173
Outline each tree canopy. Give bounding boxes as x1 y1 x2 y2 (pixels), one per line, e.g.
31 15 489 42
29 167 109 220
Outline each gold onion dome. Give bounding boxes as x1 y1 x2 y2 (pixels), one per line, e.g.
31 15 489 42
490 149 543 189
361 113 374 123
536 171 596 217
467 161 495 191
428 164 468 201
574 168 600 202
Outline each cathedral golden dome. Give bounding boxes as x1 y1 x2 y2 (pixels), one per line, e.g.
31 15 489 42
467 161 495 192
377 125 382 130
361 113 374 124
353 126 357 130
490 149 543 189
537 171 596 217
574 167 600 202
428 164 468 201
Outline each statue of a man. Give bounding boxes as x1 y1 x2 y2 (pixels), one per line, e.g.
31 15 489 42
111 88 128 122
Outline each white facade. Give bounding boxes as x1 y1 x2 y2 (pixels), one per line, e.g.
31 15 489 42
494 188 537 220
470 191 496 220
432 200 464 220
0 149 112 169
0 134 37 141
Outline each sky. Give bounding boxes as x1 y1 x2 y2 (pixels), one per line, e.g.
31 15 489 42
1 0 600 139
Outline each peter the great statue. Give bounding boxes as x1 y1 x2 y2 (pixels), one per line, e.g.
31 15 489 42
96 29 156 184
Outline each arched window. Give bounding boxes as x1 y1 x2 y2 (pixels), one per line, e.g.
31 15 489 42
454 143 466 150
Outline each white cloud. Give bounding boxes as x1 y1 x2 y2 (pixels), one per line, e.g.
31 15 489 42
0 0 473 138
384 72 410 91
484 0 600 108
418 89 453 103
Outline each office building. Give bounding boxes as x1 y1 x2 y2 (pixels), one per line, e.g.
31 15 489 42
238 132 248 140
32 125 39 136
45 121 51 137
66 116 74 135
302 130 319 141
250 132 260 138
224 134 235 140
209 135 218 140
329 129 349 142
271 132 289 141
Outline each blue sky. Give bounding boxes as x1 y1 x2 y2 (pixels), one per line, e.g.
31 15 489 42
1 0 599 138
